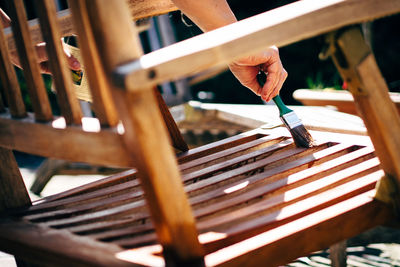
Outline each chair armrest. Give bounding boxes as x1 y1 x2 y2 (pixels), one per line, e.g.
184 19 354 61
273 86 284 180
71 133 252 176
113 0 400 91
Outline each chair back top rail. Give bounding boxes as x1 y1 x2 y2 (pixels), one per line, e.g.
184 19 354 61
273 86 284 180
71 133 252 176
112 0 400 91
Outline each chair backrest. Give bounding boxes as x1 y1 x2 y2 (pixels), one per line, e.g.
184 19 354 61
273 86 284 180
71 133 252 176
0 0 203 262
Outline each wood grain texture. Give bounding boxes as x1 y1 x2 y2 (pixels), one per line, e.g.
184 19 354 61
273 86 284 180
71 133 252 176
115 0 400 91
68 0 119 127
177 131 269 164
0 127 392 266
0 113 134 167
0 21 26 117
36 0 82 125
29 158 69 195
91 148 378 249
35 169 137 203
5 9 72 54
5 0 53 122
0 147 31 211
179 136 287 173
0 220 137 267
330 27 400 200
207 192 392 267
154 87 189 151
86 0 203 262
330 240 347 267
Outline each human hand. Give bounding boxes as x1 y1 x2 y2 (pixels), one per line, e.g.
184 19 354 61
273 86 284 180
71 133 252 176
228 46 287 102
9 41 81 74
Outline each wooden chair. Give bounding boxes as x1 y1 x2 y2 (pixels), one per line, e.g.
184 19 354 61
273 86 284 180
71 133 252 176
0 0 399 266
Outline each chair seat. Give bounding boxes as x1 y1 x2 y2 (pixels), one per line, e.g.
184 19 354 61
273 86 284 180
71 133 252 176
0 127 393 266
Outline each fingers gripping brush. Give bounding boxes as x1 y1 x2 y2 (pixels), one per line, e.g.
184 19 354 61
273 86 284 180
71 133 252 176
257 71 315 148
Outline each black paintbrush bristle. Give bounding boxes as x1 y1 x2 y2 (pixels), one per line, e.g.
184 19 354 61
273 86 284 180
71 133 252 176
289 124 316 148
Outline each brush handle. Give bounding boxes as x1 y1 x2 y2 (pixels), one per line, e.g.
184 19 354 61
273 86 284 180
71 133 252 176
272 95 293 117
256 71 293 116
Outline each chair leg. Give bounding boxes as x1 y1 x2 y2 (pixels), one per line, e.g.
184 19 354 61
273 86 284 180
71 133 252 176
30 158 68 195
328 26 400 208
329 240 347 267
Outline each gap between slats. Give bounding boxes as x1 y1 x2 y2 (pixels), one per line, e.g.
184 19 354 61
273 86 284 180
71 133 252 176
113 168 382 249
23 141 375 248
86 147 377 248
5 0 52 122
24 140 325 226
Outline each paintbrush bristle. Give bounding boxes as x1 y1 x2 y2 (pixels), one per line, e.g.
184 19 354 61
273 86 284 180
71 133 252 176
289 124 316 148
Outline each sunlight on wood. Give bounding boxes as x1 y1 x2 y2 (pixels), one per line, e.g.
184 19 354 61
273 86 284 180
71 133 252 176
115 245 164 267
199 231 228 243
224 181 250 194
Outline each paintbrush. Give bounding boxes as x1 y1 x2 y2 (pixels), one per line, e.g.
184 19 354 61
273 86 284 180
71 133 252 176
257 71 315 148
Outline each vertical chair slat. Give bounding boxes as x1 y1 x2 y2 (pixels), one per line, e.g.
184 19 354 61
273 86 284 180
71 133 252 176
86 0 204 263
68 0 119 127
0 23 26 117
35 0 82 125
5 0 52 122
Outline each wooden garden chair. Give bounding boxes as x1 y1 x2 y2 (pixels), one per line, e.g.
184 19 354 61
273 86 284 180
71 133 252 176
0 0 400 266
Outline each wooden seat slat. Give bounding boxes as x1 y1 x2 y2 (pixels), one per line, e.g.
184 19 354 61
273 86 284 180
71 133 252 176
109 171 382 249
198 160 381 233
183 142 343 196
42 199 149 228
189 146 375 209
25 190 144 222
205 191 391 267
179 136 287 173
177 131 269 164
83 165 380 248
25 180 140 215
16 138 376 251
35 169 137 203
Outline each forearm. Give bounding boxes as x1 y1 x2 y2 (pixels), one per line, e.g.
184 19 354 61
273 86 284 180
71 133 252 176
171 0 237 32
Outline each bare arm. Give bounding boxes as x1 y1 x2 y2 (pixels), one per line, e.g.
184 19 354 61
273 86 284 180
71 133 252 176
171 0 287 102
171 0 236 31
